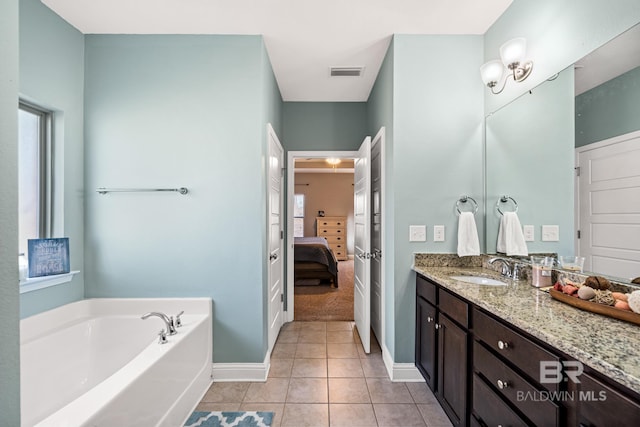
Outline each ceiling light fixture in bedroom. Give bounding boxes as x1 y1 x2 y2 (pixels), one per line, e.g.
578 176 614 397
326 158 341 172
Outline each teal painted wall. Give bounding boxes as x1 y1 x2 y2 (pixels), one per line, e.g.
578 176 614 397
391 35 485 362
0 0 20 423
486 68 574 255
366 38 395 357
282 102 367 151
84 35 278 364
576 66 640 147
19 0 85 317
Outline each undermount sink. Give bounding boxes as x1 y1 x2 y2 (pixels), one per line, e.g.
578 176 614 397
449 275 507 286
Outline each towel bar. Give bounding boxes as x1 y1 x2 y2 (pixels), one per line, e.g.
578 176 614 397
96 187 189 195
456 196 478 215
496 195 518 215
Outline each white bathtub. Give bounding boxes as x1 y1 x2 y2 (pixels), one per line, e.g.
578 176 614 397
20 298 212 427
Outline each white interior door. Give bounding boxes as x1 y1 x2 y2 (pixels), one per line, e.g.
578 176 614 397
267 124 284 351
578 130 640 280
354 136 372 353
370 128 384 344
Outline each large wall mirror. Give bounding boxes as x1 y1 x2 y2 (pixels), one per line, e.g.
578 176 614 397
485 23 640 283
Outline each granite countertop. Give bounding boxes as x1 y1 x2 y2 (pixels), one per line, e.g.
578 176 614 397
413 265 640 395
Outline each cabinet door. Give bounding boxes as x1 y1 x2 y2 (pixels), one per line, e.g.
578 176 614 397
416 296 437 390
437 314 468 427
575 371 640 427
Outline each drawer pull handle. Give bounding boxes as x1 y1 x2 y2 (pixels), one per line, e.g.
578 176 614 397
497 379 509 389
497 340 509 350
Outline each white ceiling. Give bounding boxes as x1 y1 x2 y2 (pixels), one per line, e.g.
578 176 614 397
42 0 513 102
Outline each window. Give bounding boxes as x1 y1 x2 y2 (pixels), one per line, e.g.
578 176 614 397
293 194 305 237
18 102 52 256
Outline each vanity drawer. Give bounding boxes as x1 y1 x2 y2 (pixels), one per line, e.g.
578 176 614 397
439 289 468 328
474 341 559 426
473 308 560 392
416 275 437 305
472 373 527 427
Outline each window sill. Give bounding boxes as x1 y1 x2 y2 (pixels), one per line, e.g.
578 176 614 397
20 271 80 294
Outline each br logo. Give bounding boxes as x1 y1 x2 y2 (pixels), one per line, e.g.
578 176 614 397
540 361 584 384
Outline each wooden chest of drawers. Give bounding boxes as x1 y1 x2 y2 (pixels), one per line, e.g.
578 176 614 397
316 216 347 260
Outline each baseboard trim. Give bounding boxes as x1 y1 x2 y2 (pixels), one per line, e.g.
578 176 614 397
382 343 425 382
211 354 270 382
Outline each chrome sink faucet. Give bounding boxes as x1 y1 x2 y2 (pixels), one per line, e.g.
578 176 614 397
141 311 177 336
511 262 525 281
488 257 512 278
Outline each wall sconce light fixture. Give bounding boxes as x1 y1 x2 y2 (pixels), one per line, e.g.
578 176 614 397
480 37 533 94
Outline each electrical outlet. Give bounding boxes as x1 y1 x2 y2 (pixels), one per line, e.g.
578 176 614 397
433 225 445 242
541 225 560 242
523 225 535 242
409 225 427 242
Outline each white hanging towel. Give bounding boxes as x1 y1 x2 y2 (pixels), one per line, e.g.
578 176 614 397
496 211 528 256
457 211 480 257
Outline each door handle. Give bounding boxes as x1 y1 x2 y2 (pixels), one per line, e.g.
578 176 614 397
269 253 278 261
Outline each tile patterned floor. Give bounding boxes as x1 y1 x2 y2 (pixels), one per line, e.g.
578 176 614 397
197 321 453 427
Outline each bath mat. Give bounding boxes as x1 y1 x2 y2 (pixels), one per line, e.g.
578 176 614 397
184 411 274 427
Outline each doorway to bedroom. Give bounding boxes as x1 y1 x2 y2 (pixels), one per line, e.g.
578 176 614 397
291 155 356 321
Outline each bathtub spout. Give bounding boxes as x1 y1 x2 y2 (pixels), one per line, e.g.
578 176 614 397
141 312 177 336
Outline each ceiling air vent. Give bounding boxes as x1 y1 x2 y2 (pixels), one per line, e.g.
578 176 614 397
330 66 364 77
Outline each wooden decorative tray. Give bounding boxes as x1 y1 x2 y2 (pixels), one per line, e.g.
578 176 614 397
549 289 640 326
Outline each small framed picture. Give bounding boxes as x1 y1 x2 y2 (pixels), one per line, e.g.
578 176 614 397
28 238 70 278
318 210 325 217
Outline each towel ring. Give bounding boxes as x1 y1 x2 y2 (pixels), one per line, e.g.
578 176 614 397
456 196 478 215
496 196 518 215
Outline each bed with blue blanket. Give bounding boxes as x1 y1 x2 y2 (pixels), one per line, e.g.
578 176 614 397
294 237 339 287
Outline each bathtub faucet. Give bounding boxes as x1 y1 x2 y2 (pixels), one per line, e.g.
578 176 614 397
141 312 177 336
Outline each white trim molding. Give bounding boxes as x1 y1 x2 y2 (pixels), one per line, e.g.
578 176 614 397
382 343 425 383
211 354 270 382
20 270 80 294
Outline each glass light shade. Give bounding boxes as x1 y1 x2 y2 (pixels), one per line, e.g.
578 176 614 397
480 60 504 86
500 37 527 67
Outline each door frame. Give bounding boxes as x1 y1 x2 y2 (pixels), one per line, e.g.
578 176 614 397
285 150 358 322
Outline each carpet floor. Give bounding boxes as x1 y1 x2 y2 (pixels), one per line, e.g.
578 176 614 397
294 259 354 321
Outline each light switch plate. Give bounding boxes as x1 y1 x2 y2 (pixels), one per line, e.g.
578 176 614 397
433 225 445 242
541 225 560 242
409 225 427 242
523 225 535 242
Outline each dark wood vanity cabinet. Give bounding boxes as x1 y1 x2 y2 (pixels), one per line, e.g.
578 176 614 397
416 275 469 427
437 311 468 426
415 273 640 427
416 295 437 389
472 308 560 426
568 369 640 427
